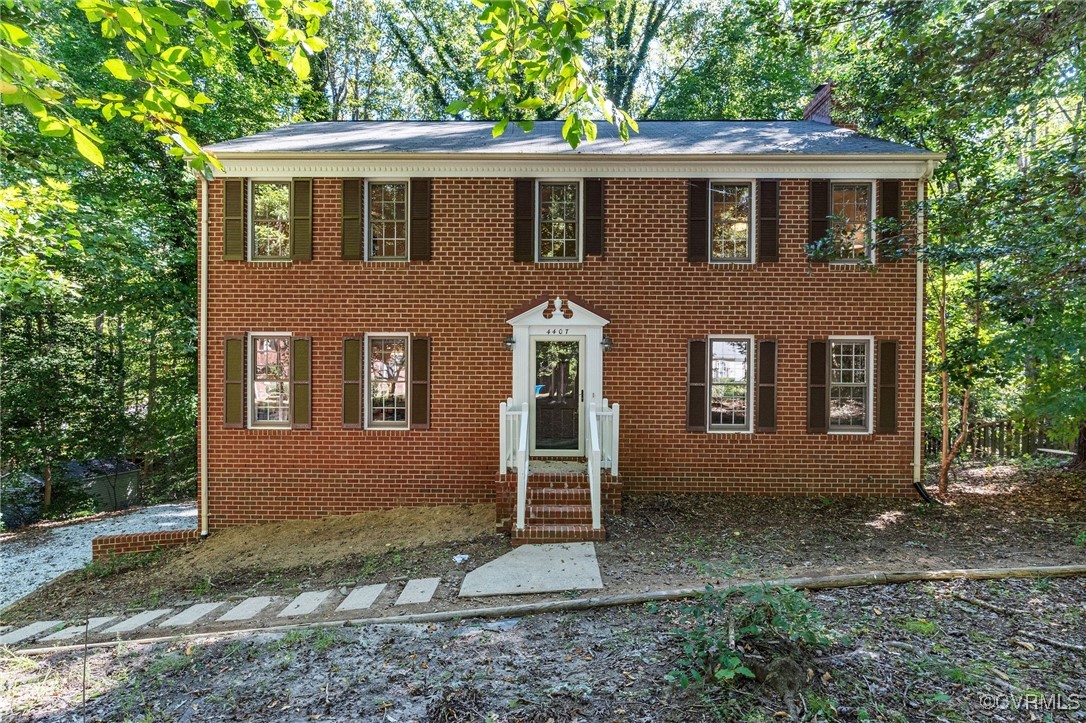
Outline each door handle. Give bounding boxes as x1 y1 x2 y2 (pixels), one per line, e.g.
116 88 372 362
580 389 584 402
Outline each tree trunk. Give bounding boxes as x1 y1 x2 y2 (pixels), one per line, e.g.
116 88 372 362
42 459 52 509
142 330 158 487
1074 420 1086 468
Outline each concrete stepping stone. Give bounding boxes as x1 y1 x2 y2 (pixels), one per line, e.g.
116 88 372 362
159 603 224 628
41 617 117 642
101 609 172 634
460 542 602 597
336 584 386 612
277 590 332 618
217 596 276 622
0 621 62 645
395 578 440 605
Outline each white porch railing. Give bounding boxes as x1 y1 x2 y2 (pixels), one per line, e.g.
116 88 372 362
586 399 620 530
499 398 530 530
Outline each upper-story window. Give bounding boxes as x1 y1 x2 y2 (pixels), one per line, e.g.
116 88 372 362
251 181 291 260
829 338 871 432
538 181 580 261
709 336 753 432
710 182 753 263
831 182 873 261
368 181 409 260
251 333 291 427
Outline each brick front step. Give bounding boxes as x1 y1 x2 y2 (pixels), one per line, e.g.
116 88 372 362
527 504 594 524
527 486 592 505
511 523 607 545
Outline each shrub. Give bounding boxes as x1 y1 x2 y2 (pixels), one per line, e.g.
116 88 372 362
666 583 834 689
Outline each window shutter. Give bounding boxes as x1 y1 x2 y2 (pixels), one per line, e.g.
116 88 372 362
808 179 831 259
757 180 780 262
341 179 363 260
687 179 709 262
877 180 902 263
877 340 899 433
584 178 605 256
807 339 829 433
756 339 778 432
223 179 245 260
410 178 432 261
224 336 244 427
290 336 312 429
291 178 312 261
342 337 362 428
410 336 431 430
513 179 535 262
687 339 707 432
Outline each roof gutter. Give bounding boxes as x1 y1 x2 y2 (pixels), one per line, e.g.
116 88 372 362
206 151 946 162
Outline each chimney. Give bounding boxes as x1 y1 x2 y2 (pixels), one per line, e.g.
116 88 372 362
802 82 834 124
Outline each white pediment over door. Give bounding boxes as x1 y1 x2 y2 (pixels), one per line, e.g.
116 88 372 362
506 294 611 328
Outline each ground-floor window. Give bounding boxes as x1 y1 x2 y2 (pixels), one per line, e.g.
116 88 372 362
251 333 291 427
366 334 409 428
829 338 872 432
708 336 753 432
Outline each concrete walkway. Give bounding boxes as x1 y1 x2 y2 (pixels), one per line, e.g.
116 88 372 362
459 542 603 597
0 542 606 650
0 503 198 610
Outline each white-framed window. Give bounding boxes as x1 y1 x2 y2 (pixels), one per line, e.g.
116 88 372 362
829 337 873 433
709 181 754 263
365 333 409 429
537 180 582 262
249 180 291 260
708 335 754 433
366 180 409 260
830 181 876 262
249 332 292 427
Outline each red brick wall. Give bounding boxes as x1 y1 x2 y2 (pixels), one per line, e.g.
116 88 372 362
91 529 200 561
200 177 920 528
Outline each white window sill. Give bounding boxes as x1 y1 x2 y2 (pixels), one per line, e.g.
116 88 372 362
827 429 872 435
708 428 754 434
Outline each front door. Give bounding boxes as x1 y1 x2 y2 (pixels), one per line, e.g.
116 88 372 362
530 336 584 456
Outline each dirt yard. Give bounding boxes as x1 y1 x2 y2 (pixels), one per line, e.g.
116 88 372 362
3 464 1083 626
5 576 1084 722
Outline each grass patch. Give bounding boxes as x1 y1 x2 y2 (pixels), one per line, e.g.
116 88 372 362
80 548 169 580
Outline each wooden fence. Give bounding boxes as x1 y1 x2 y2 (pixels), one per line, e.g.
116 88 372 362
924 419 1052 459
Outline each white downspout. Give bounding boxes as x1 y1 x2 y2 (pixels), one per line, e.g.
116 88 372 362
913 163 932 484
200 177 210 537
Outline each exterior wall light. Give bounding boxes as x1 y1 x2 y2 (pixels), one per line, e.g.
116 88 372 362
601 336 614 352
503 335 516 351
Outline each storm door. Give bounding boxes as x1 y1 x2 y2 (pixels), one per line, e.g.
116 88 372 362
530 336 584 456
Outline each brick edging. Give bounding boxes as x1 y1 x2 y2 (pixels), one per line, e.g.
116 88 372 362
91 529 200 561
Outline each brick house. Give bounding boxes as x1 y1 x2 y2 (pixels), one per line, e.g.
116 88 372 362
195 90 942 544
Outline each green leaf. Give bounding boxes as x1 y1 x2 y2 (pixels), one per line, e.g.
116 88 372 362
290 46 310 80
37 117 69 137
492 118 508 137
71 127 103 166
159 46 189 63
103 58 136 80
445 99 470 115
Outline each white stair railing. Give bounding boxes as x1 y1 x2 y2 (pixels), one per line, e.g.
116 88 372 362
587 402 602 529
499 398 530 530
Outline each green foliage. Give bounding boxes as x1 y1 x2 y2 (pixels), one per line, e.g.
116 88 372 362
1074 530 1086 547
2 0 329 175
666 583 833 689
80 547 168 579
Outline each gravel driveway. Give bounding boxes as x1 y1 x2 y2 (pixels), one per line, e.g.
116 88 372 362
0 503 197 610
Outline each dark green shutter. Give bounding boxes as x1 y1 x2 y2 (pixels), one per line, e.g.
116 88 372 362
808 340 829 433
513 179 535 261
224 336 244 427
687 339 707 432
409 178 432 261
758 180 780 262
584 178 604 256
223 179 244 260
410 336 431 430
343 337 362 428
291 336 312 428
877 340 898 433
877 180 902 263
342 179 363 260
687 180 709 262
756 339 777 432
808 180 831 258
291 178 312 261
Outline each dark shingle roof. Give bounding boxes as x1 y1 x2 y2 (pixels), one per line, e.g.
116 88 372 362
206 120 937 157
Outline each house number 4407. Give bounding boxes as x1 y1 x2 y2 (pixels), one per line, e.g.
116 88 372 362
545 328 569 335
